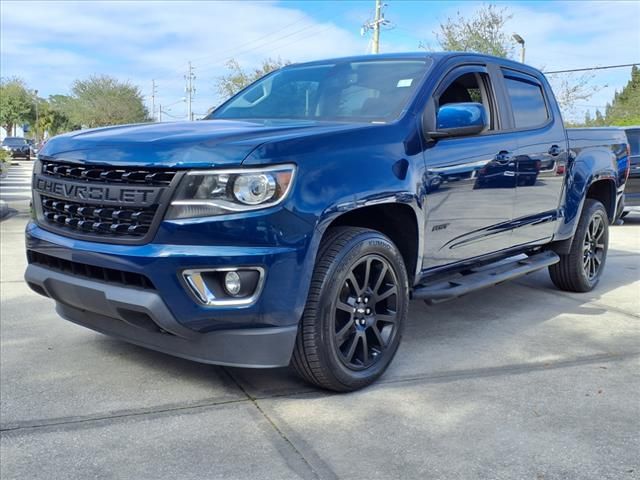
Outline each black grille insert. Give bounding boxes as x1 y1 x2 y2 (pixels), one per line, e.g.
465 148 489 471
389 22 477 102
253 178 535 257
41 160 177 186
41 195 156 237
27 250 155 290
36 160 178 241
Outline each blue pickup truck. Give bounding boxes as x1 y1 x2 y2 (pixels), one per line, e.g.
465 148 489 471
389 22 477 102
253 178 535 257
25 53 630 391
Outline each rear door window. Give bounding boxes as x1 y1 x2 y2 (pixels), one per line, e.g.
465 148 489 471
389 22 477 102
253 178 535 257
503 73 549 129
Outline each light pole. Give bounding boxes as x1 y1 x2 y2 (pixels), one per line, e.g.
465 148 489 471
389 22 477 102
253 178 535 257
512 34 525 63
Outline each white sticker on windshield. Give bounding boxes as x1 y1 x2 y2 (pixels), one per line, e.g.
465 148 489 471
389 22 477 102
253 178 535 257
397 78 413 87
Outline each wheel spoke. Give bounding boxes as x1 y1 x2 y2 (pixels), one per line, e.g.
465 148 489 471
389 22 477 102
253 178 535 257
336 301 354 314
336 319 355 346
360 333 369 364
593 255 602 266
376 312 397 324
376 286 397 303
595 242 605 250
347 272 362 296
363 258 372 290
371 324 386 348
373 263 388 294
345 335 359 362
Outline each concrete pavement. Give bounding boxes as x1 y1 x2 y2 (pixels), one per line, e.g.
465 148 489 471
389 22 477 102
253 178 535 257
1 204 638 479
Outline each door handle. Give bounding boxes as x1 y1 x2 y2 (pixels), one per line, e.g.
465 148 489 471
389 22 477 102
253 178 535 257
548 145 562 157
494 151 512 165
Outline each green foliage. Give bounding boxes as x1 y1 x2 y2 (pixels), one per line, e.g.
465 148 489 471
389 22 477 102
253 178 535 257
0 77 34 135
583 66 640 127
0 148 10 165
430 5 514 58
68 75 149 128
604 65 640 126
216 57 291 99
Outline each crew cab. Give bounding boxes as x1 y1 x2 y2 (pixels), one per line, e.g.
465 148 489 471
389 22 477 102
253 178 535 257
25 53 629 391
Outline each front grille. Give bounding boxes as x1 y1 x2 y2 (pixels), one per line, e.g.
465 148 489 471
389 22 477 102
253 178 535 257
41 160 176 186
27 250 155 290
35 160 179 242
40 195 156 236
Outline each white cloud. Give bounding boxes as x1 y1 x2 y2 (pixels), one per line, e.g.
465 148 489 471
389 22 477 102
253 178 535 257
1 0 367 118
2 0 638 122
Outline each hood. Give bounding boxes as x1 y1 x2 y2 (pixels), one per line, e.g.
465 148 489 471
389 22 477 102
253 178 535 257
39 119 368 168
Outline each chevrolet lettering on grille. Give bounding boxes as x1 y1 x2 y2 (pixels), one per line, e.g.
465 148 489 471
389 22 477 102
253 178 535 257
34 175 163 206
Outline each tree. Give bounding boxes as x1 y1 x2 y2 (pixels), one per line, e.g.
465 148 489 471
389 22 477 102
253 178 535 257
427 4 514 58
546 71 601 118
216 57 291 99
69 75 149 128
0 77 34 135
604 65 640 126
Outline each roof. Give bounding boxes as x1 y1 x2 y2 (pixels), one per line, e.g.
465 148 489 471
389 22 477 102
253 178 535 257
288 51 541 76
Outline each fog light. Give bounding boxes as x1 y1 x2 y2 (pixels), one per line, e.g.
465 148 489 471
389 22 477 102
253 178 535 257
224 271 242 296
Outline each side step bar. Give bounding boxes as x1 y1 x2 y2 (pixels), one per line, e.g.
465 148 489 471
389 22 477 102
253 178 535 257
413 251 559 304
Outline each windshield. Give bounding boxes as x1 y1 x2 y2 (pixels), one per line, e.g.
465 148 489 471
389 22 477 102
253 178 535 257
209 59 431 123
2 137 27 146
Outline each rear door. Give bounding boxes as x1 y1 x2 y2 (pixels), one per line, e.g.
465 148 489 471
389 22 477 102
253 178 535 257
501 69 568 246
421 64 519 268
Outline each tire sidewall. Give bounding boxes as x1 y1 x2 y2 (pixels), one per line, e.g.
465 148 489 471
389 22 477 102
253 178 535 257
316 231 409 388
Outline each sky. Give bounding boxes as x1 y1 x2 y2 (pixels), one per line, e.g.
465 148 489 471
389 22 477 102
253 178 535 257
1 0 639 122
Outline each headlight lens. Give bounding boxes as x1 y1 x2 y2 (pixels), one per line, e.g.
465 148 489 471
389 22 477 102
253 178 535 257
166 165 295 219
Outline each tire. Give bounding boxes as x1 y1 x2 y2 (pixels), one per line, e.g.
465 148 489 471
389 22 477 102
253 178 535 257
549 199 609 292
292 227 410 392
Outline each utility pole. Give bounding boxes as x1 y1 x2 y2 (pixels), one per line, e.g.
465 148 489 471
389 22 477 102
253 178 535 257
361 0 389 54
158 104 162 122
185 61 196 121
151 80 157 121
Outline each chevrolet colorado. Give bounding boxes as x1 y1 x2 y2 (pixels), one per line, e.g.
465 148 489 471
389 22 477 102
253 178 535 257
25 53 630 391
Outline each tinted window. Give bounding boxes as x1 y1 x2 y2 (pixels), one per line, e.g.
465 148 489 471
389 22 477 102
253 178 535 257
626 129 639 156
504 75 548 128
211 60 431 123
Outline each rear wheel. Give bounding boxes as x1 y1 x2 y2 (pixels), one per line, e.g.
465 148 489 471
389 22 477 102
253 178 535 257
549 199 609 292
292 227 409 392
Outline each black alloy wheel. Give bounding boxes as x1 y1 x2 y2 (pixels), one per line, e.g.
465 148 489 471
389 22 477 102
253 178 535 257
582 211 606 281
333 254 400 370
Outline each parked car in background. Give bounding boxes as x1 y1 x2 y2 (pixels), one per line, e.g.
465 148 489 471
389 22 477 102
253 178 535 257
1 137 31 160
25 53 629 391
620 127 639 218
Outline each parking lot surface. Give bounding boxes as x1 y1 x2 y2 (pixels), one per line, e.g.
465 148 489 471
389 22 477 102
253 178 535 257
1 196 638 479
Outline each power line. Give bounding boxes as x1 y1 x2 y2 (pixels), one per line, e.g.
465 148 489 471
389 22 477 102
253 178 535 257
544 63 639 74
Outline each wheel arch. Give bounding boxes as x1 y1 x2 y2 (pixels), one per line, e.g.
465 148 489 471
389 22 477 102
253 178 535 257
320 203 422 284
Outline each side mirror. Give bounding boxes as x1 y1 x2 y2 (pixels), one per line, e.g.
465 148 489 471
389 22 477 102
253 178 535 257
430 102 488 138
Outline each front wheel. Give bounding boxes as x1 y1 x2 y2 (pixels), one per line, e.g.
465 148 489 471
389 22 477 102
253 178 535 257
292 227 409 392
549 199 609 292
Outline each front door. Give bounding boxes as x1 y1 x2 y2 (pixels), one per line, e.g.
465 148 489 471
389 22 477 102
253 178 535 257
421 65 519 268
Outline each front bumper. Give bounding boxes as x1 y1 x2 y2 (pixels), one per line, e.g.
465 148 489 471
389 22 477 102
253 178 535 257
25 264 297 367
25 217 318 367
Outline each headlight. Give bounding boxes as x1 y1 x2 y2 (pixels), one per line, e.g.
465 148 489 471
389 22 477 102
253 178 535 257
166 164 296 219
